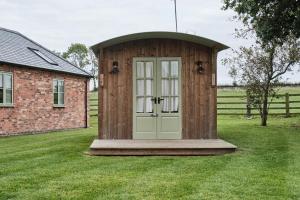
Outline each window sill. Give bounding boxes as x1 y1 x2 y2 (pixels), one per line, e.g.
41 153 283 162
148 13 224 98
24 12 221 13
53 105 65 108
0 104 14 108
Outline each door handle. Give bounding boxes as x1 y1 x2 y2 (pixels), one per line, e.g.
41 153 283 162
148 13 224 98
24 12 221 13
150 113 158 117
157 97 164 104
151 97 157 104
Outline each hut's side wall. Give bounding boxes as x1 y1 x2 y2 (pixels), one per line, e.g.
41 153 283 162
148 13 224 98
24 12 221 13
98 39 217 139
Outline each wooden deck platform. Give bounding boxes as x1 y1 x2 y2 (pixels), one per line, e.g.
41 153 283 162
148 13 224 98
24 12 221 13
89 139 237 156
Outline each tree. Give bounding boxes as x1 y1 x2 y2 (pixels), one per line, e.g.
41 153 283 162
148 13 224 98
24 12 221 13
223 36 300 126
63 43 90 68
222 0 300 45
229 66 238 86
222 0 300 126
88 49 98 91
62 43 99 91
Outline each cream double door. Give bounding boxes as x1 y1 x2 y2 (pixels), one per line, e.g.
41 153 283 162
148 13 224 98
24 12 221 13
133 57 181 139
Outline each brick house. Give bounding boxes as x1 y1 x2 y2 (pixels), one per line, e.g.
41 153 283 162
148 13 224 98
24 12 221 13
0 27 92 136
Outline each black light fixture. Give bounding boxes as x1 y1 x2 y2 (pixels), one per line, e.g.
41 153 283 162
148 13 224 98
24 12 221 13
195 61 204 74
110 61 119 74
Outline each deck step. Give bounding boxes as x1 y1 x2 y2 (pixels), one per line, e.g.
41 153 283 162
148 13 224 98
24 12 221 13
89 139 237 156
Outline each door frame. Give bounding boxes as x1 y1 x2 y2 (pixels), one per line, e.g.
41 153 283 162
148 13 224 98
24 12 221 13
132 57 182 139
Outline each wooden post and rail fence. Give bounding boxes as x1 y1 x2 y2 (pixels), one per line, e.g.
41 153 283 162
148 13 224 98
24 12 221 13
89 93 300 117
217 93 300 117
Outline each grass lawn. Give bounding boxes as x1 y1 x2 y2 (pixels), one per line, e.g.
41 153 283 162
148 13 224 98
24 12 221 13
0 116 299 200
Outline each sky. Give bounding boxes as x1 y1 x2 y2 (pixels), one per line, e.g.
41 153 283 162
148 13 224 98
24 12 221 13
0 0 299 84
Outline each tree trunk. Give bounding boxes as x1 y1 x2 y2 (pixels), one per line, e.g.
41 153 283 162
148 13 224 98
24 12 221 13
261 112 267 126
93 77 97 91
261 91 269 126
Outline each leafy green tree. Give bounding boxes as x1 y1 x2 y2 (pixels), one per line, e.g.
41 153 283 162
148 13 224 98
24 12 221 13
222 0 300 126
223 36 300 126
63 43 90 68
88 49 98 90
222 0 300 45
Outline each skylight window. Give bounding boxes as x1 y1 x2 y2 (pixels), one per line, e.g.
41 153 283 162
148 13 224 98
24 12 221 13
28 47 58 65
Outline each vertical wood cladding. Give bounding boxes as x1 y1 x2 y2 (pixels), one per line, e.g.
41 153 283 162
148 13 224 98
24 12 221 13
98 39 217 139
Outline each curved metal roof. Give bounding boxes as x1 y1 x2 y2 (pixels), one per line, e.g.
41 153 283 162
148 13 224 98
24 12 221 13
91 31 229 54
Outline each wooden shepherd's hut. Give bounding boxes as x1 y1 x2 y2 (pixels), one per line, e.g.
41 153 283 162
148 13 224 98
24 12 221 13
89 32 236 155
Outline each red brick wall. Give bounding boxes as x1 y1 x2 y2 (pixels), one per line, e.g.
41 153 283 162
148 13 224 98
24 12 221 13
0 64 89 135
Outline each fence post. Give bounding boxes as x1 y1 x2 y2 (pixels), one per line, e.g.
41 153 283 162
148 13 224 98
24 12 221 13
285 93 290 117
246 95 251 118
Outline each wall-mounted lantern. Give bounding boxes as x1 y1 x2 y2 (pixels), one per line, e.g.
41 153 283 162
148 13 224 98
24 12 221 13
195 61 204 74
110 61 119 74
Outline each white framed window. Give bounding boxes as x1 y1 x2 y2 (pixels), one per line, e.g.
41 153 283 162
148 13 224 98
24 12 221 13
0 71 13 106
53 79 64 107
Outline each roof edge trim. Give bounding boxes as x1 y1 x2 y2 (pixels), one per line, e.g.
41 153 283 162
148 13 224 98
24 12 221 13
91 31 230 55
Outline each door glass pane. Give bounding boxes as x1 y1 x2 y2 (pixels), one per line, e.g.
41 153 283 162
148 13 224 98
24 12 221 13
136 97 144 113
170 61 179 77
161 61 169 78
4 74 12 89
170 79 178 96
170 97 179 112
5 89 12 104
161 97 169 113
145 97 153 113
161 79 169 96
136 80 144 96
137 62 144 78
146 80 152 96
145 62 153 78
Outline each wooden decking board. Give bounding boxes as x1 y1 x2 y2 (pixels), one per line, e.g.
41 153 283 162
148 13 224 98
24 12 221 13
89 139 237 156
